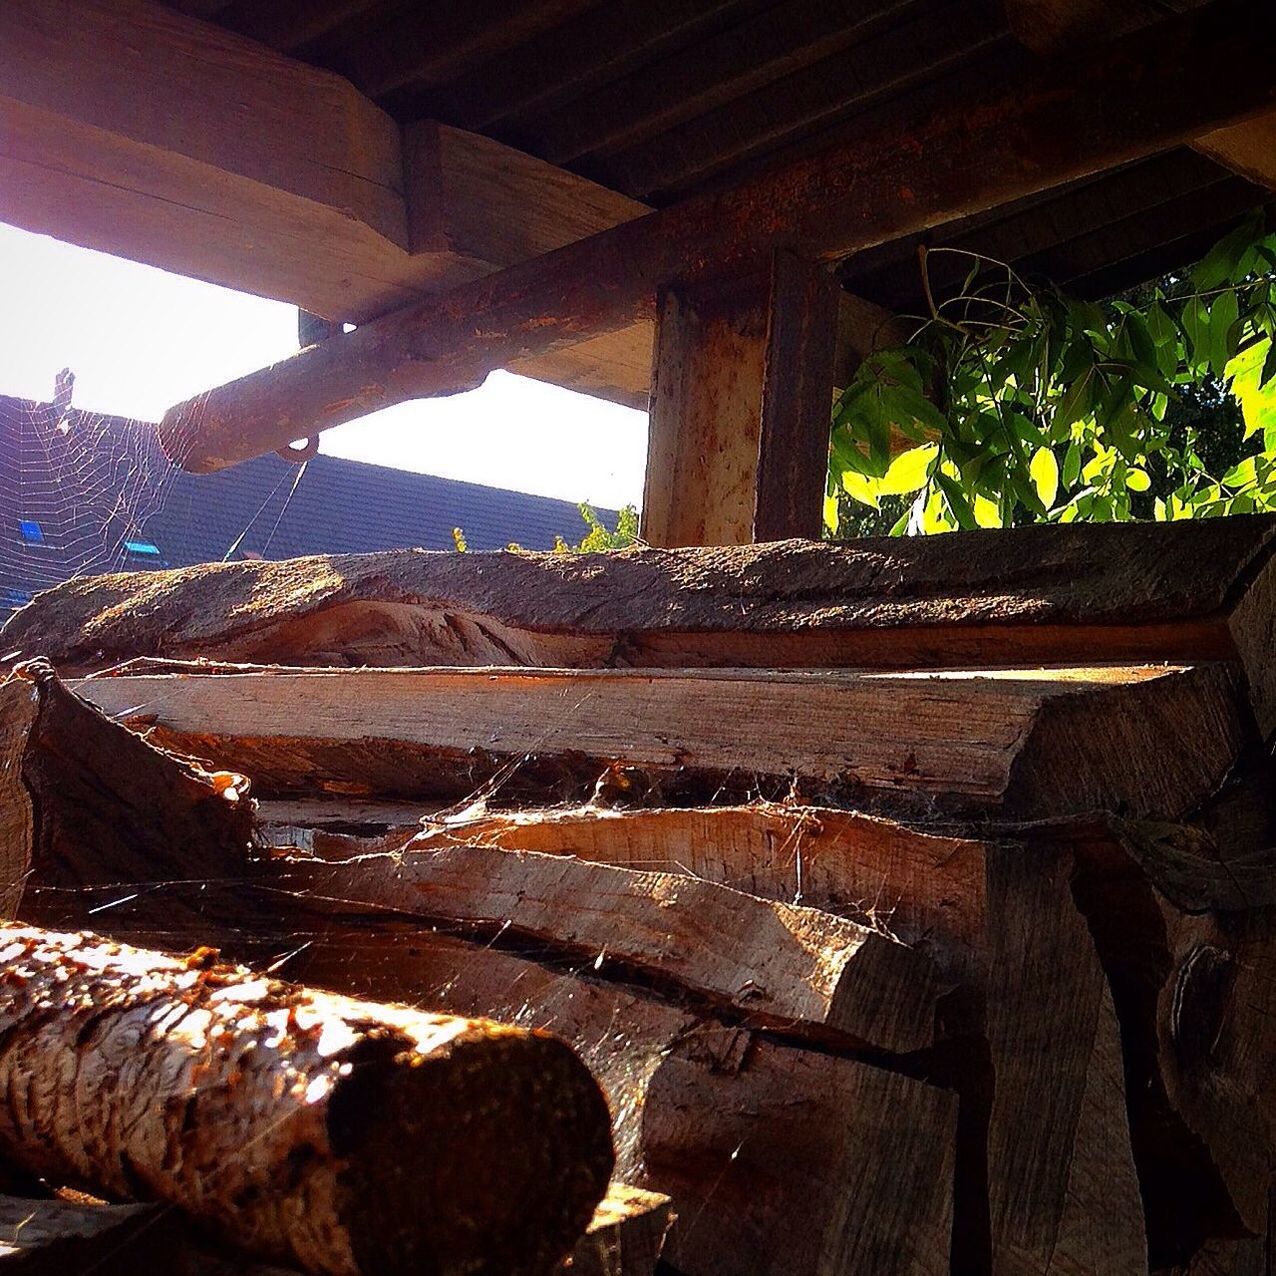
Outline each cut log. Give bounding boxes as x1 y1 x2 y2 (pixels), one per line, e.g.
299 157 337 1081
275 927 958 1276
70 662 1250 820
564 1184 673 1276
404 803 988 980
0 661 254 929
268 839 949 1051
0 1192 296 1274
983 837 1147 1275
0 923 613 1276
14 516 1276 733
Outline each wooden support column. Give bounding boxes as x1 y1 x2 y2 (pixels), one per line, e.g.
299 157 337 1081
642 252 838 546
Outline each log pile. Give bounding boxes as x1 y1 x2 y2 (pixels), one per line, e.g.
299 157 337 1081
5 517 1276 1274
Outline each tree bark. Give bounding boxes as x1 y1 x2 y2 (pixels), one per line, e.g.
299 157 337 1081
0 924 613 1276
9 517 1276 738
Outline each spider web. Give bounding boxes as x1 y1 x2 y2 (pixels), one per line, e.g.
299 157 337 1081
0 380 179 614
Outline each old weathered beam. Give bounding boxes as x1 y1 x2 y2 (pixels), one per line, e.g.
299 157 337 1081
0 0 653 408
1002 0 1276 194
157 0 1276 470
642 251 839 545
0 924 613 1276
69 662 1249 821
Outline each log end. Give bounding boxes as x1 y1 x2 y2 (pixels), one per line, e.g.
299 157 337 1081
328 1024 615 1276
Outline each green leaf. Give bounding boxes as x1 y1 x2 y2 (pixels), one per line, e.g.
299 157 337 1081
1125 468 1151 492
877 444 938 496
933 471 977 530
1029 446 1059 508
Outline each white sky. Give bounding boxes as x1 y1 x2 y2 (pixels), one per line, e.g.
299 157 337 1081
0 223 649 510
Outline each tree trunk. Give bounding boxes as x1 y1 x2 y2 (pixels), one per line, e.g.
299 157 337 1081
0 924 613 1276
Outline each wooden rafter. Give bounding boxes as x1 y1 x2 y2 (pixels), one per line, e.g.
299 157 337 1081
0 0 654 408
1003 0 1276 193
158 0 1276 474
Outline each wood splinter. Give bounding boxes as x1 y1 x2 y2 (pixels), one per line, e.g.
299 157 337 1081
0 924 614 1276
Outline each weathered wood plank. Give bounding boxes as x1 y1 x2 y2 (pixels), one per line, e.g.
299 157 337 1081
270 839 947 1051
15 516 1276 732
157 0 1276 469
1002 0 1276 195
69 662 1249 820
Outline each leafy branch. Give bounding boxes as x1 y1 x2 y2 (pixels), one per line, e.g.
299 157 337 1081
827 212 1276 536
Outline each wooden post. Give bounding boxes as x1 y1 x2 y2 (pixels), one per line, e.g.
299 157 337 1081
642 251 838 546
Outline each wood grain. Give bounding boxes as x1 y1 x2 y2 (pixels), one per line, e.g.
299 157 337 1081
272 839 947 1051
13 518 1276 735
69 662 1248 819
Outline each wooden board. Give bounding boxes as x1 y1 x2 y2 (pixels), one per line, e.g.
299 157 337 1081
269 840 947 1051
1002 0 1276 198
69 662 1249 820
15 515 1276 734
0 0 653 407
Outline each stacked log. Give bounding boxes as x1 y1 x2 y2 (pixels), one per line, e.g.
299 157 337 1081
6 518 1276 1275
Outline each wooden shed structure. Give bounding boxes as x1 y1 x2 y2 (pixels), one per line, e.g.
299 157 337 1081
5 0 1276 544
9 5 1276 1276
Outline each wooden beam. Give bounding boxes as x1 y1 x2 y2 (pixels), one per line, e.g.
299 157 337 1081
0 0 653 407
157 0 1276 471
70 662 1248 821
641 252 838 545
1002 0 1276 193
1197 113 1276 192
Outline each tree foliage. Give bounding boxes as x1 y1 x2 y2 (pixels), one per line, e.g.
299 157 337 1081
827 213 1276 537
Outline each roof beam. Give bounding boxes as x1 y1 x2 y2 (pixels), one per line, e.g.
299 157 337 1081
1002 0 1276 192
158 0 1276 473
0 0 652 407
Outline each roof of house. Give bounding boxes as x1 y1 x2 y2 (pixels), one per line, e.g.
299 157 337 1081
0 394 616 609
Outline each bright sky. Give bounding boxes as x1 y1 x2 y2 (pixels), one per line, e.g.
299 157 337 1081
0 223 649 510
